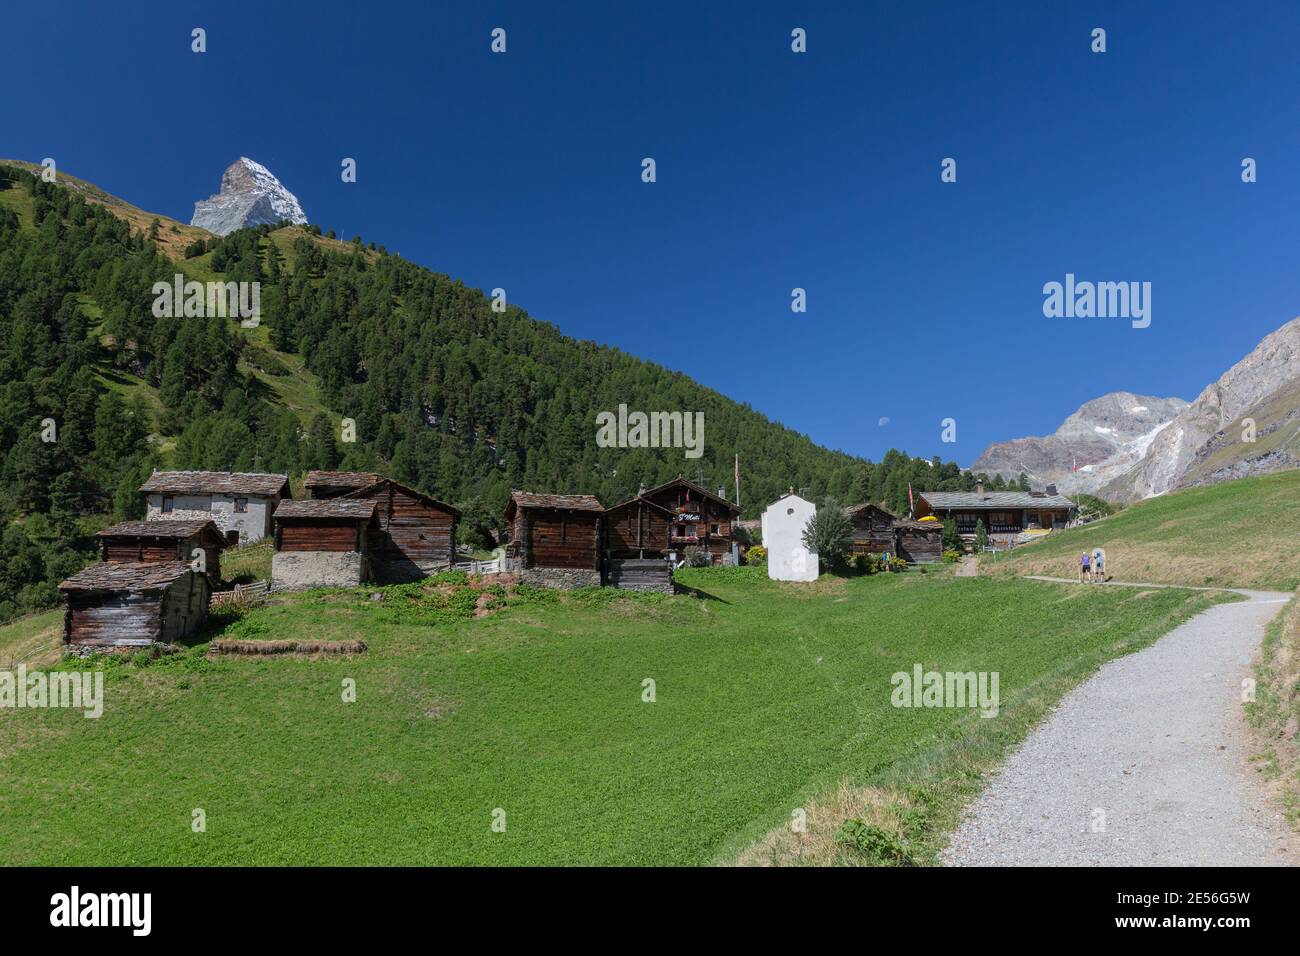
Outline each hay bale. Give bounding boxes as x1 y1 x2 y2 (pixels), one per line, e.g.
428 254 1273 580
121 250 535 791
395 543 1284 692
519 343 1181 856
209 638 367 656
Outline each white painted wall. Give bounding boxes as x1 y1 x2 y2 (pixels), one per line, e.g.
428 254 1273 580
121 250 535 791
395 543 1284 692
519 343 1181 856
762 494 818 582
145 493 278 543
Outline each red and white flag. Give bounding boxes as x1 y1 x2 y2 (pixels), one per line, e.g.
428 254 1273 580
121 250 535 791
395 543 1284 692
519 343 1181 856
907 483 915 515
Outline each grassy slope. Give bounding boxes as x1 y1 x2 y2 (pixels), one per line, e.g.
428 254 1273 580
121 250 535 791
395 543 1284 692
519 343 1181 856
0 159 211 259
986 470 1300 591
0 569 1224 865
0 609 64 669
1246 586 1300 832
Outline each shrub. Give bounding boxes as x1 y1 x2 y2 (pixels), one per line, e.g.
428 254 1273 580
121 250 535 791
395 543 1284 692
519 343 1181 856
941 517 961 553
887 557 908 573
745 544 767 566
802 499 852 572
683 546 711 568
973 518 989 551
833 819 916 866
942 549 962 563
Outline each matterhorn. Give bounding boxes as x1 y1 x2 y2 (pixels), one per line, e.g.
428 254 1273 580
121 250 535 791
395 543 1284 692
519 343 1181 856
191 157 308 236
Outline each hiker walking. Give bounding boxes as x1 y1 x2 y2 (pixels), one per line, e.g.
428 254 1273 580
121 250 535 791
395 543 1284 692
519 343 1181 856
1093 547 1105 583
1080 551 1090 583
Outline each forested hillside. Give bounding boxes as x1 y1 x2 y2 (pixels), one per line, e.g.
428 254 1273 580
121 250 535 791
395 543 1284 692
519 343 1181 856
0 162 1010 620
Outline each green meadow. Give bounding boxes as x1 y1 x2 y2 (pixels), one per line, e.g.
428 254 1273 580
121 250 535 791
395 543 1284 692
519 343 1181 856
0 569 1225 865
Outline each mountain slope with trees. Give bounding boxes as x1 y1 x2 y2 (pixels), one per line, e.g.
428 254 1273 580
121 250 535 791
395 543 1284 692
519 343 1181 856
0 162 1009 621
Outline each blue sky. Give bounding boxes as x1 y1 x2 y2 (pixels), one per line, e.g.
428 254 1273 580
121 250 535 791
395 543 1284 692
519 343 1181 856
6 1 1300 465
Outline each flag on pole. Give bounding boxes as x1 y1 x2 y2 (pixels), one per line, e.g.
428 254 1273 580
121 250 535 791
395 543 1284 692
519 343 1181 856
907 483 915 517
734 454 740 505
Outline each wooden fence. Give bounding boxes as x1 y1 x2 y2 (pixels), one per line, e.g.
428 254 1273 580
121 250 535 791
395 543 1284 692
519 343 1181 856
210 580 270 609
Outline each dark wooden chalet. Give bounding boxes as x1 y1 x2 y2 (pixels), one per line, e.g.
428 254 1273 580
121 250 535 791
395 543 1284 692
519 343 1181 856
271 499 379 589
341 479 460 581
59 561 210 651
603 496 674 558
602 496 675 592
96 519 225 584
842 504 944 563
892 519 944 563
504 491 603 571
641 476 742 565
843 504 899 556
915 485 1077 538
303 470 383 500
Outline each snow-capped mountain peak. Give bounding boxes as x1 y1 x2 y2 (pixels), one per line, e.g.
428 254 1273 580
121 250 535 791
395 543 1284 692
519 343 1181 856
191 157 308 236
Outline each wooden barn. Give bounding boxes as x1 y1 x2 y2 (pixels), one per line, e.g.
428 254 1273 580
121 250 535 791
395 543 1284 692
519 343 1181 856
341 479 460 581
843 504 899 556
842 504 944 563
602 496 675 592
59 562 210 653
271 499 379 590
891 519 944 563
303 470 382 500
504 491 603 587
96 519 226 584
603 496 673 558
641 476 742 565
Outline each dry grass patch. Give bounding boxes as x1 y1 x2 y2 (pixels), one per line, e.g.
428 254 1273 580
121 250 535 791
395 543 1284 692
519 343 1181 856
734 779 917 866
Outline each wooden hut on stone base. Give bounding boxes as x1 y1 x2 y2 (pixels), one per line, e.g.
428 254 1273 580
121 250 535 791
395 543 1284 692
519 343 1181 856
59 562 210 654
271 499 379 590
602 495 674 592
96 519 226 585
503 491 603 588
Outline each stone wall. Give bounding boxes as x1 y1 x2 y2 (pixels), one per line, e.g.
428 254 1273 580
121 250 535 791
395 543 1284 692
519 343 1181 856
520 567 602 590
272 551 367 590
145 493 276 544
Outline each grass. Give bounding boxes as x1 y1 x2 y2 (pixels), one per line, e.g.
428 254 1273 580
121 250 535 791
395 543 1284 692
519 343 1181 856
1246 586 1300 832
221 540 273 584
0 568 1226 865
986 470 1300 591
0 609 64 669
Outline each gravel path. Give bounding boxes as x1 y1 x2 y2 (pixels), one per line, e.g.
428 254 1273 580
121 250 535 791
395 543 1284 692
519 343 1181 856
942 580 1295 866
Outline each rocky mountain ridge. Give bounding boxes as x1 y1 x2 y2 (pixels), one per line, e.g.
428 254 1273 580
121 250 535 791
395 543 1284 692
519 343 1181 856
191 157 307 236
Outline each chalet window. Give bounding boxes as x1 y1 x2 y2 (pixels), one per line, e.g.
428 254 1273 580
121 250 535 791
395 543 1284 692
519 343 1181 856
710 524 719 535
161 496 174 514
234 497 248 513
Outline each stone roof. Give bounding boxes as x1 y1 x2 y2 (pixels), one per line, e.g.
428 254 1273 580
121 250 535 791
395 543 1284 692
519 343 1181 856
59 561 195 592
303 470 382 489
892 518 944 532
918 491 1076 510
97 520 218 539
508 491 604 512
274 499 378 520
341 478 462 516
139 470 289 496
